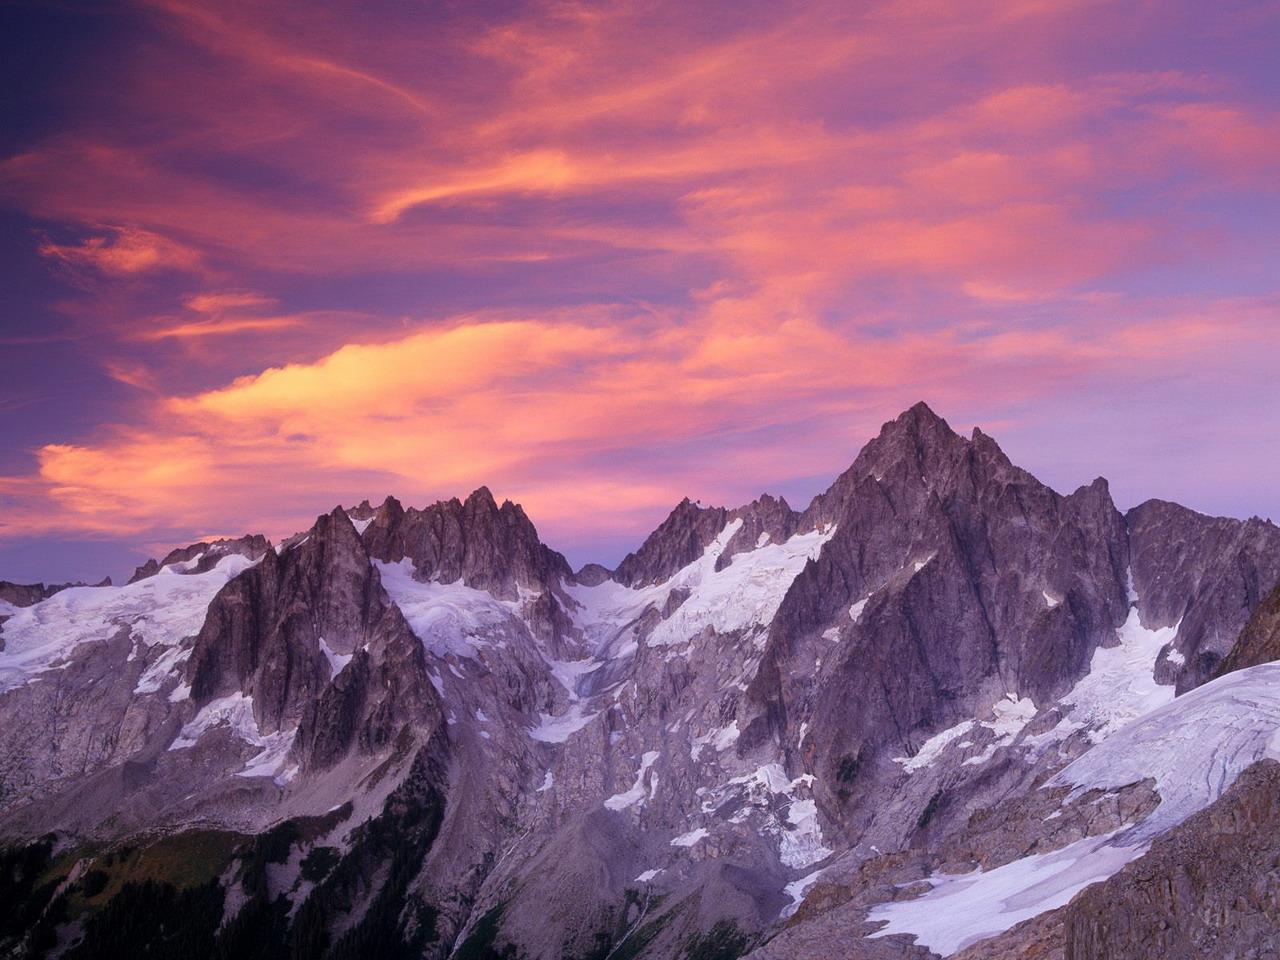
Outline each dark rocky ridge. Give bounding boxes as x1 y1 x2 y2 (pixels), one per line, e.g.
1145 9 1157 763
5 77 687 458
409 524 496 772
613 493 802 588
1213 579 1280 677
358 487 572 599
0 577 111 607
741 405 1131 818
612 497 733 587
1127 499 1280 690
186 508 440 770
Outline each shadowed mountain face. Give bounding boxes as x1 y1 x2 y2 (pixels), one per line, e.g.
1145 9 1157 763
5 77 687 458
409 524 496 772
2 402 1279 960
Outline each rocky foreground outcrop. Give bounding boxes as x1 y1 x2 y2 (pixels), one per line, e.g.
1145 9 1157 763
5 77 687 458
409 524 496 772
1064 758 1280 959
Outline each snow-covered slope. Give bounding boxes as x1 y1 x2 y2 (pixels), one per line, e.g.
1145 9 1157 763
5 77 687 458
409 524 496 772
0 554 256 693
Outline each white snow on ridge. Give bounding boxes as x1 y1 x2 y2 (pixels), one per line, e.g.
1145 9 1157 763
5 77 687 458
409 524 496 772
894 719 975 773
529 702 599 743
1033 605 1178 748
604 751 660 810
671 827 709 847
867 830 1146 956
0 554 256 693
963 695 1037 767
134 644 192 695
782 867 828 918
375 559 526 660
169 691 297 782
567 520 836 655
780 797 833 868
318 638 354 679
1053 661 1280 840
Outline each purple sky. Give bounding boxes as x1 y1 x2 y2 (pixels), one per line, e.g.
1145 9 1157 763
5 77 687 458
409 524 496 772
1 0 1279 585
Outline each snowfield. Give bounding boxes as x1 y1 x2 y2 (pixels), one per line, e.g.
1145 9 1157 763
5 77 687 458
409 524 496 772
867 830 1147 956
375 559 529 660
0 554 256 692
1053 661 1280 839
866 661 1280 955
566 519 835 656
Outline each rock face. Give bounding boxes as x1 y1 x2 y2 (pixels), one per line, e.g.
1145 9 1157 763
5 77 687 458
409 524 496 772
1127 499 1280 690
2 401 1279 960
1064 759 1280 959
1213 579 1280 677
360 487 572 599
741 405 1132 843
186 508 438 769
613 497 734 587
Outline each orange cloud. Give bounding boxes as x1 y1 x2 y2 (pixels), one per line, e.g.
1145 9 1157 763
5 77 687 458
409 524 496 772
37 225 200 276
6 293 1277 547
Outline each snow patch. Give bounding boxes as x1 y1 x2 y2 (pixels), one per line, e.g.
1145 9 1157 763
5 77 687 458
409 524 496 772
529 702 599 743
671 827 709 847
605 751 660 811
780 798 832 869
867 830 1146 956
376 559 528 660
318 638 354 679
782 867 828 918
635 868 663 883
1033 601 1178 748
567 520 835 655
962 695 1037 766
894 720 975 773
169 691 297 782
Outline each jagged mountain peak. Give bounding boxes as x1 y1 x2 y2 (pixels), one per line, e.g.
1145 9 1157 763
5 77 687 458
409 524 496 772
612 497 731 588
6 403 1280 960
358 488 572 599
464 484 499 509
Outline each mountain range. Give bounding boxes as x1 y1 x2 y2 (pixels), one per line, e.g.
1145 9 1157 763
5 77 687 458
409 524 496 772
2 401 1279 959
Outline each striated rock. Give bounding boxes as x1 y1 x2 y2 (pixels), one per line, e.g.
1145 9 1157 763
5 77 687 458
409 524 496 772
741 404 1130 835
186 508 438 765
613 497 731 587
1063 759 1280 959
361 488 572 599
1213 579 1280 677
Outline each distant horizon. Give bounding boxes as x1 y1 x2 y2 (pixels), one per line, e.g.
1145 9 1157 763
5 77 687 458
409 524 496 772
4 400 1275 588
3 2 1278 586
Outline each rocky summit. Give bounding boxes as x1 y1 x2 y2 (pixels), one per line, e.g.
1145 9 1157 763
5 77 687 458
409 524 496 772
2 402 1280 959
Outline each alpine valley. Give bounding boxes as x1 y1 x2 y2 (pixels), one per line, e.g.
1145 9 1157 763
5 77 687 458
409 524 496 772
3 402 1280 960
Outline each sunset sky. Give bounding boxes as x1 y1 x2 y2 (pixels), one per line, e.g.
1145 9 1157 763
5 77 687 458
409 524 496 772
2 0 1279 583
